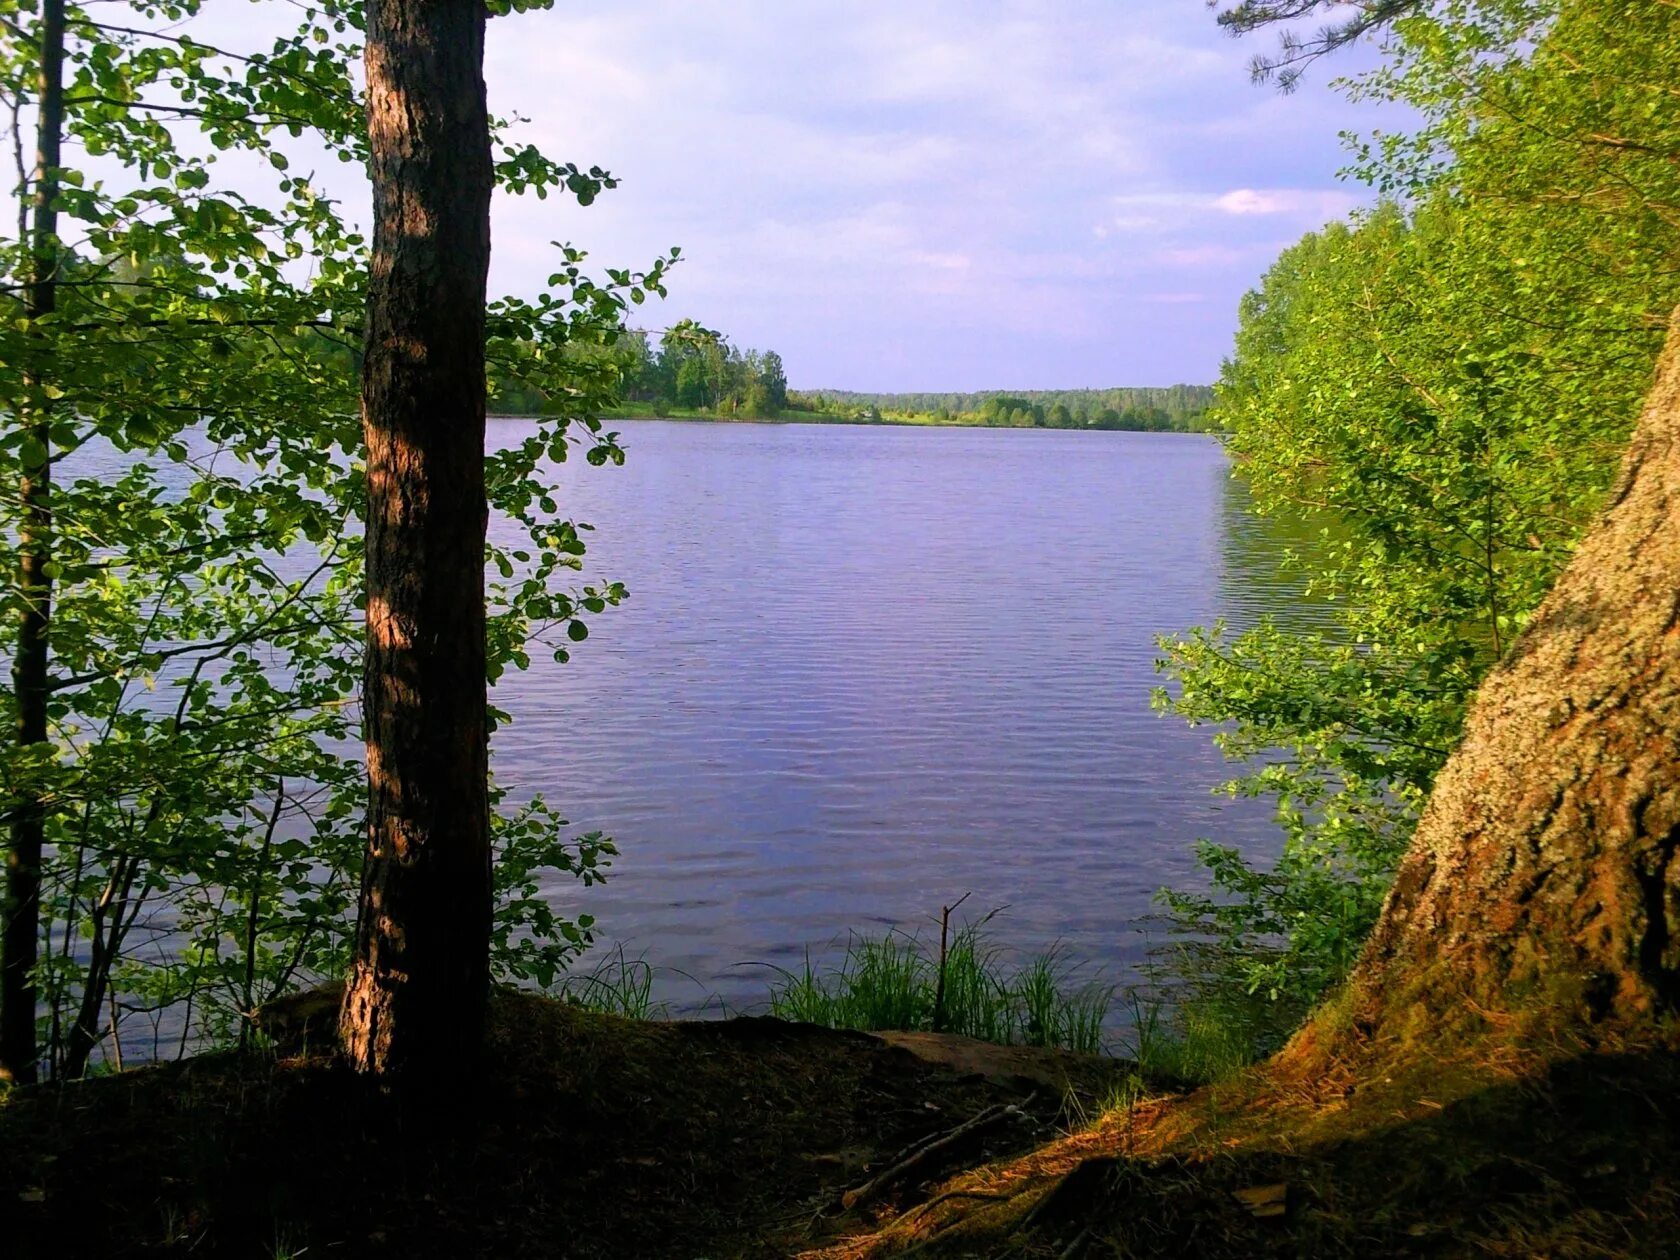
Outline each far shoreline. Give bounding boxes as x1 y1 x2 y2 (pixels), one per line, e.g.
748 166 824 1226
489 408 1220 435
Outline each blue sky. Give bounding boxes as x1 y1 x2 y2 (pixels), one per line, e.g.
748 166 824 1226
481 3 1393 392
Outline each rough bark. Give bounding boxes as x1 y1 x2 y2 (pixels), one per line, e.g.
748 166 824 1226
338 0 494 1078
1315 306 1680 1057
2 0 67 1087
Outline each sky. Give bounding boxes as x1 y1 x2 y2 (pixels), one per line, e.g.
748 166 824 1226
478 1 1399 393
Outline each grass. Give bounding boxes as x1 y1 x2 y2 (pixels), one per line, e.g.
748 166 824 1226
760 918 1270 1071
1052 990 1265 1122
1115 988 1259 1093
562 920 1257 1079
763 922 1114 1055
267 1223 309 1260
558 944 661 1019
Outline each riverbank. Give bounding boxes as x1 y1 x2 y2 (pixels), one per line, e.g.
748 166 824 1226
823 1025 1680 1258
0 991 1132 1258
598 402 927 425
500 401 1216 432
603 407 939 426
3 991 1674 1259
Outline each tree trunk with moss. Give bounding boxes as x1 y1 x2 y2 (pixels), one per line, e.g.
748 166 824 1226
1303 307 1680 1060
338 0 494 1079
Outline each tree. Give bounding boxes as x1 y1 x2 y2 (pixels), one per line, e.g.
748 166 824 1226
1 0 373 1086
1157 0 1679 1028
1304 311 1680 1055
1 0 660 1083
1215 0 1426 89
1159 0 1680 1050
757 350 789 414
705 338 735 413
1 0 66 1086
675 355 708 409
341 0 680 1078
336 0 496 1078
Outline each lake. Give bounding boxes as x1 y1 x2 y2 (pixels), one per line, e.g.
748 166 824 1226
490 420 1303 1016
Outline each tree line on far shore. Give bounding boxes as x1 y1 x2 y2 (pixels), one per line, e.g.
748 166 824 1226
808 385 1215 430
491 326 1215 430
490 320 791 418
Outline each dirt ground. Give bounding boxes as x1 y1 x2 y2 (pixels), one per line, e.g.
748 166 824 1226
0 991 1132 1259
5 992 1677 1259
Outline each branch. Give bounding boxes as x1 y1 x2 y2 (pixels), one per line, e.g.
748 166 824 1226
1211 0 1426 89
70 18 359 110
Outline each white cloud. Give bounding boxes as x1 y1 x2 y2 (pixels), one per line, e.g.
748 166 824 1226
1156 244 1250 268
910 251 973 272
1215 188 1360 218
472 0 1402 389
1101 217 1144 234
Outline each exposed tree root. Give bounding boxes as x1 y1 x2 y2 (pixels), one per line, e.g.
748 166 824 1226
806 1031 1680 1258
842 1098 1034 1210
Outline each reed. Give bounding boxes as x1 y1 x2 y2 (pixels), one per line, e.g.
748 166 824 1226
764 922 1112 1055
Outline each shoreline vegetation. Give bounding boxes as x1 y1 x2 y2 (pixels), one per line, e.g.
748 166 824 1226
549 914 1261 1085
563 918 1127 1062
490 319 1217 431
583 399 1218 431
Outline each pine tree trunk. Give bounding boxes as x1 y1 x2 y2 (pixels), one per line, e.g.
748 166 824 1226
2 0 67 1087
338 0 494 1078
1306 306 1680 1060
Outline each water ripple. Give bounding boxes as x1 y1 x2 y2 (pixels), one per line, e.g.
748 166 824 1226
488 421 1300 1015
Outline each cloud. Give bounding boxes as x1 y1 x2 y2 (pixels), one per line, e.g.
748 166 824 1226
1214 188 1360 218
1155 244 1250 268
1104 215 1163 234
470 0 1401 389
911 251 973 272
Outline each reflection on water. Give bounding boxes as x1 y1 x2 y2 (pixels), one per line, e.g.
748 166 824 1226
1218 471 1341 636
490 421 1307 1015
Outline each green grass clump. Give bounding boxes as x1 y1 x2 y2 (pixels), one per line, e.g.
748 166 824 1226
936 924 1014 1043
764 937 932 1030
1120 988 1264 1087
560 945 660 1019
764 923 1113 1055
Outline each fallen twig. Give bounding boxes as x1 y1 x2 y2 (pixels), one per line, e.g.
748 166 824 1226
841 1095 1035 1210
1057 1224 1093 1260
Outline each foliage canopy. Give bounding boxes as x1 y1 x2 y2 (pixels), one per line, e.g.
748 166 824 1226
0 0 673 1078
1158 0 1680 1029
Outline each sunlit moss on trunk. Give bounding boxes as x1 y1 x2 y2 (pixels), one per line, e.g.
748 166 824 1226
1293 308 1680 1064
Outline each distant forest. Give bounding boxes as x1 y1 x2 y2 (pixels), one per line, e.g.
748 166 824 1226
807 386 1216 430
490 322 1215 431
490 320 788 418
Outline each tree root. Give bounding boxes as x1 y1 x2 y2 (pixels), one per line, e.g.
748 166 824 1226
840 1094 1036 1210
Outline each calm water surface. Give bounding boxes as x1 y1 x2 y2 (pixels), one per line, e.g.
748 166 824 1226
490 420 1303 1014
